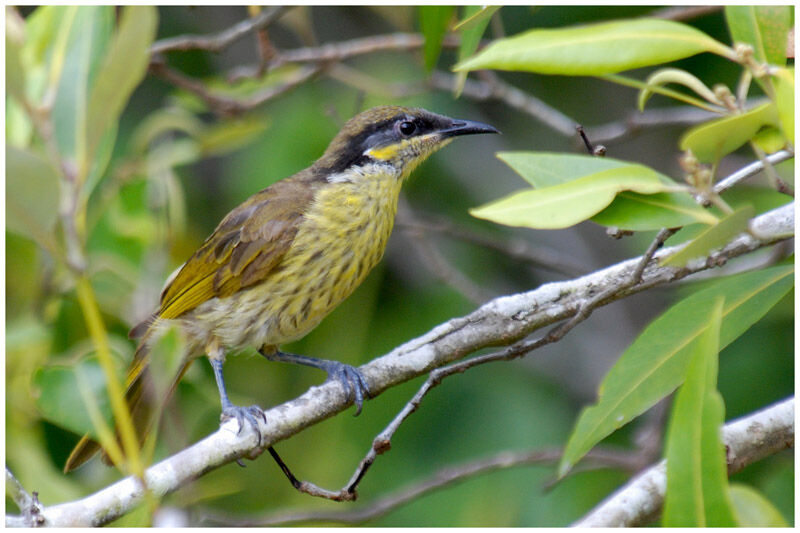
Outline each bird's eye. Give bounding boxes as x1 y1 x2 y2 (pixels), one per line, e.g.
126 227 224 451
398 120 416 137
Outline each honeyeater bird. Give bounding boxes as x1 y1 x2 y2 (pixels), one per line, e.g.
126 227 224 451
64 105 498 472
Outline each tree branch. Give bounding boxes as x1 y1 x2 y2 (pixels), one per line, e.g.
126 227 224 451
7 203 793 526
572 397 795 527
149 6 289 55
203 447 640 526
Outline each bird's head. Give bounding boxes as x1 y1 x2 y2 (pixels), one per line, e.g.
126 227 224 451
313 106 499 180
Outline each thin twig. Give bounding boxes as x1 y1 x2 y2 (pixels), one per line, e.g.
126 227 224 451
431 71 578 137
713 149 794 195
203 447 640 526
149 58 322 117
6 468 44 527
398 201 492 304
396 214 587 278
149 6 289 55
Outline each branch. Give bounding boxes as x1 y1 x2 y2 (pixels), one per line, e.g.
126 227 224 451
149 6 289 55
8 203 793 526
6 469 44 527
572 397 795 527
714 149 794 194
149 59 322 116
203 447 640 526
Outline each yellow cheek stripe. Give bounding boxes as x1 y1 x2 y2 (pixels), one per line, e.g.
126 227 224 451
366 142 403 161
365 133 442 161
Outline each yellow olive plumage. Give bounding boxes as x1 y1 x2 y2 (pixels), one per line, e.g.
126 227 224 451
65 105 498 472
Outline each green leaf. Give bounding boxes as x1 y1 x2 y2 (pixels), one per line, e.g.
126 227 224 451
558 265 794 478
471 165 672 229
638 68 720 111
33 358 112 439
495 151 717 229
6 97 34 149
51 6 113 167
591 191 718 230
751 126 787 154
85 5 158 178
773 67 794 145
454 6 500 32
680 103 779 162
662 298 737 527
455 18 732 75
419 6 455 72
725 6 792 66
6 31 26 102
197 116 269 157
129 107 204 155
729 484 789 527
661 205 755 267
497 151 630 188
453 6 497 97
6 145 60 248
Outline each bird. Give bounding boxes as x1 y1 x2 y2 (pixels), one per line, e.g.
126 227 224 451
64 105 499 472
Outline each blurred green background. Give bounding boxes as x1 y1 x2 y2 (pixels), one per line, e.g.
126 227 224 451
6 5 793 526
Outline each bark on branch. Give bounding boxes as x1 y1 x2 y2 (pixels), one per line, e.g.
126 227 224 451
572 397 795 527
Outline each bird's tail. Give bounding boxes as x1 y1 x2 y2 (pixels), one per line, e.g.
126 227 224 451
63 332 193 472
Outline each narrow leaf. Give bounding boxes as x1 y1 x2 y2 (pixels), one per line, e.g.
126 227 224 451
197 116 269 157
419 6 455 72
6 145 60 247
729 484 789 527
558 265 794 478
725 6 792 66
471 164 669 229
638 68 721 111
454 6 496 97
661 205 755 267
662 298 737 526
51 6 113 166
455 18 732 75
454 6 500 31
680 103 779 162
6 32 26 102
773 67 794 145
85 6 158 177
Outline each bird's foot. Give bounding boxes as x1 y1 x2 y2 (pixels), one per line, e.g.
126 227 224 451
321 361 370 415
220 404 266 447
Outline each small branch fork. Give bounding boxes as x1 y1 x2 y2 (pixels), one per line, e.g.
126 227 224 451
204 447 640 526
6 468 44 527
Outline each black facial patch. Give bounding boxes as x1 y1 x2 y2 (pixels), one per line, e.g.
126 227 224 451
312 110 450 176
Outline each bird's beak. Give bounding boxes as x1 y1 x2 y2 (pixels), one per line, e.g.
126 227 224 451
438 118 500 138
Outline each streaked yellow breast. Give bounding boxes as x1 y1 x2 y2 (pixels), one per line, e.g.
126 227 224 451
185 163 405 351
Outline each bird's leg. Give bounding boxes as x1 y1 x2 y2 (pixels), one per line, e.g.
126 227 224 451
258 346 370 415
209 358 266 447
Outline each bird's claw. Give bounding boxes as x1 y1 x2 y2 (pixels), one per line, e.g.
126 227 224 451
221 404 266 447
326 363 370 415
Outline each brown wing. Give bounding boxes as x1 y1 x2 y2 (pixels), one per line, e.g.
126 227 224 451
157 173 319 320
